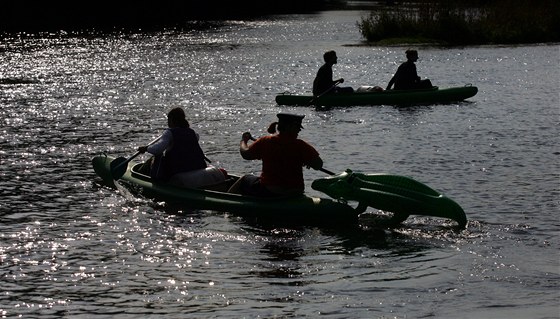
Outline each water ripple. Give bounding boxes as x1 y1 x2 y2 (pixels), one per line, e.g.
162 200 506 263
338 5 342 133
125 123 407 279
0 11 558 318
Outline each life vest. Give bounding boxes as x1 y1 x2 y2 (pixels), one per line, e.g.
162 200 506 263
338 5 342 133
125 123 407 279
152 127 207 181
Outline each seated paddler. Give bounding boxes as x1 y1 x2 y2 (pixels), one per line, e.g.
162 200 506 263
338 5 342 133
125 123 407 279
386 49 433 90
313 50 354 96
137 107 223 187
228 113 324 197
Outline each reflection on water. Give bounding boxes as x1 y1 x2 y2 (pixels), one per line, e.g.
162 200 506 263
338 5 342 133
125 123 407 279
0 9 558 318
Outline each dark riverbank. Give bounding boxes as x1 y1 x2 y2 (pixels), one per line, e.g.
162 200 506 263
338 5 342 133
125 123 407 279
0 1 329 34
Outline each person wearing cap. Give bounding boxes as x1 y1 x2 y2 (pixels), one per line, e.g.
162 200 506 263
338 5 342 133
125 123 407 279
312 50 354 96
386 49 433 90
228 113 323 196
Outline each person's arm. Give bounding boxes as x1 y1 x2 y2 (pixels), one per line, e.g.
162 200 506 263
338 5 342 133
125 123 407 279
386 75 395 90
300 140 323 170
239 132 257 160
307 156 324 171
387 62 405 90
138 130 172 155
387 65 402 90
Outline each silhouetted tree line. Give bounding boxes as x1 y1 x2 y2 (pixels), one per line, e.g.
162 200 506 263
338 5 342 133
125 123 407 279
0 1 328 33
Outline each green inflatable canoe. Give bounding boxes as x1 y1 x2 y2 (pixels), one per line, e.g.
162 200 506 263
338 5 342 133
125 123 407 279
92 155 467 228
275 85 478 107
93 155 362 226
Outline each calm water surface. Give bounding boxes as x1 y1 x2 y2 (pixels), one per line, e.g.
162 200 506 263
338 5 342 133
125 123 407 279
0 10 558 318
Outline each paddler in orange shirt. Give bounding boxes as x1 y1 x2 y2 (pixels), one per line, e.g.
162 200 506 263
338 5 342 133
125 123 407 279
228 113 324 197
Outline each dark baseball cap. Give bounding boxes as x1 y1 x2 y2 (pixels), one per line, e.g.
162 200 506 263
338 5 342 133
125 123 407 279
277 113 305 129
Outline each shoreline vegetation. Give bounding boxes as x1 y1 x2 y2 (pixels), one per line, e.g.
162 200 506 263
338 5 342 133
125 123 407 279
357 0 560 45
1 0 558 46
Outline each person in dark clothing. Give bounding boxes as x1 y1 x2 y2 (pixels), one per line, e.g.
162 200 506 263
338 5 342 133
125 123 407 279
313 50 354 96
386 49 433 90
137 107 207 181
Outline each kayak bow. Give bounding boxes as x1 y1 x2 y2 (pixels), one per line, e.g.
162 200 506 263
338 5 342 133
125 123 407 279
311 170 467 228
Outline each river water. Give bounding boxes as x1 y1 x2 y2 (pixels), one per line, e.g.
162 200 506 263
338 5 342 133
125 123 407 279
1 10 558 318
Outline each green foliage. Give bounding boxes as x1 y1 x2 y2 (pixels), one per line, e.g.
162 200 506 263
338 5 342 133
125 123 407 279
358 0 560 45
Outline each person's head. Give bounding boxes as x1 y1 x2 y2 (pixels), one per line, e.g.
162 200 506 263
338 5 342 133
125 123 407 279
267 113 304 136
405 49 418 61
323 50 338 64
167 107 190 128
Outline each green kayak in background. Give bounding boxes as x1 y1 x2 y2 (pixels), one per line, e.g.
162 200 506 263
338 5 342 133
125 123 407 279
92 155 467 228
275 85 478 107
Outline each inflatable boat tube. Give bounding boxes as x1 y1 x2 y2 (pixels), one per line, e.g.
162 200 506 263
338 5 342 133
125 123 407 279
168 166 227 188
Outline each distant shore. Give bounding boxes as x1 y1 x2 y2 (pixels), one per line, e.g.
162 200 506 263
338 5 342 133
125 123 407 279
3 0 558 46
357 0 560 45
0 1 327 34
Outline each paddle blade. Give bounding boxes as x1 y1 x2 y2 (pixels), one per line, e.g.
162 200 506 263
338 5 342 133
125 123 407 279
110 157 128 180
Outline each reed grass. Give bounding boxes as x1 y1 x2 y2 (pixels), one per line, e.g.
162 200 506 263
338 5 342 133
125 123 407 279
358 0 560 45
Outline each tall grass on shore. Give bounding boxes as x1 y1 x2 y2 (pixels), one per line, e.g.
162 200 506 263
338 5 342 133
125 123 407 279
358 0 560 45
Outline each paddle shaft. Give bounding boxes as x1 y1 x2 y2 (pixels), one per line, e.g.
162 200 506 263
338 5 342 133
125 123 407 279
308 80 341 106
111 135 161 175
319 167 336 175
126 136 212 164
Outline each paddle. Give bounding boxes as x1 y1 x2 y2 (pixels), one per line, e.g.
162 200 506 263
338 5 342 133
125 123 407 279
110 136 161 180
110 135 213 180
308 80 341 107
319 167 336 175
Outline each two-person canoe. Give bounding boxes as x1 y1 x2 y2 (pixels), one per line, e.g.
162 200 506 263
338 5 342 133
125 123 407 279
92 155 362 226
275 85 478 107
92 155 467 228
